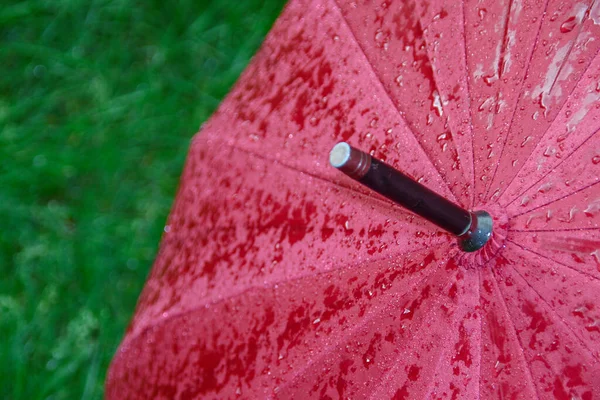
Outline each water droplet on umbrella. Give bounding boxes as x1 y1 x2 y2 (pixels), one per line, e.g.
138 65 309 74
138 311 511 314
592 155 600 164
521 136 532 147
538 182 553 193
476 97 491 112
591 250 600 268
432 91 443 116
426 114 434 125
483 75 497 86
584 200 600 217
560 16 577 33
521 196 530 206
568 206 578 221
495 360 505 372
543 146 556 157
478 8 487 20
525 215 536 228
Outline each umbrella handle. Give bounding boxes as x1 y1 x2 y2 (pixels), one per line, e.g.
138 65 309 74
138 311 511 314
329 142 492 252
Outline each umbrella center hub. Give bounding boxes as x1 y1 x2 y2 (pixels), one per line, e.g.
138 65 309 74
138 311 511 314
459 203 509 267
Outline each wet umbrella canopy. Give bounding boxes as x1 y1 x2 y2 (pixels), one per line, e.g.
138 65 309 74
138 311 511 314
107 0 600 399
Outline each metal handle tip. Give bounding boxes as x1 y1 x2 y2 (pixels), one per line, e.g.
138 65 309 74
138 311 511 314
329 142 351 168
329 142 371 179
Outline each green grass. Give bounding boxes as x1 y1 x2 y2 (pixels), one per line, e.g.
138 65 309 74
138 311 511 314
0 1 286 398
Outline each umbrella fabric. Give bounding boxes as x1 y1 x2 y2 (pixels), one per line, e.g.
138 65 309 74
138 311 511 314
107 0 600 398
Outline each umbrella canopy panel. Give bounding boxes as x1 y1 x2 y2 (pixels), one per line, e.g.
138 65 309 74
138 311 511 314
107 0 600 399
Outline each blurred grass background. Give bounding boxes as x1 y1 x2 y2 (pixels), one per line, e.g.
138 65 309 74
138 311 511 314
0 0 286 398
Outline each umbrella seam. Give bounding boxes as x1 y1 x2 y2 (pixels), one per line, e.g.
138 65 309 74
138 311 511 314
477 0 515 201
492 18 600 202
476 267 483 400
461 0 476 210
230 142 410 210
416 267 483 399
511 227 600 232
365 264 457 399
490 266 543 400
506 237 600 287
372 272 472 400
504 243 600 364
502 128 600 210
509 180 600 218
481 0 550 202
121 243 452 352
329 0 463 206
277 259 446 397
414 0 476 204
227 140 461 236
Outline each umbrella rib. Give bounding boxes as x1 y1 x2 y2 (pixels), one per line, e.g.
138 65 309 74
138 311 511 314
482 0 551 201
462 0 476 209
511 227 600 233
277 258 447 397
506 237 600 282
415 268 483 400
476 267 484 398
329 0 459 204
415 0 475 199
228 141 420 215
477 0 514 200
490 267 543 400
510 181 600 219
367 269 466 400
125 244 451 349
505 240 600 364
503 128 600 210
494 40 600 203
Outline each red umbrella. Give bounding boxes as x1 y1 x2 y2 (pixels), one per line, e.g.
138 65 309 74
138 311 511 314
107 0 600 398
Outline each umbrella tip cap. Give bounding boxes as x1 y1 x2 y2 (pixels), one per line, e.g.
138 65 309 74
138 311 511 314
329 142 352 168
329 142 372 179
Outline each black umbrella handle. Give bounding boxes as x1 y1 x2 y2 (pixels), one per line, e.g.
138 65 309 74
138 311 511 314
329 142 492 252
